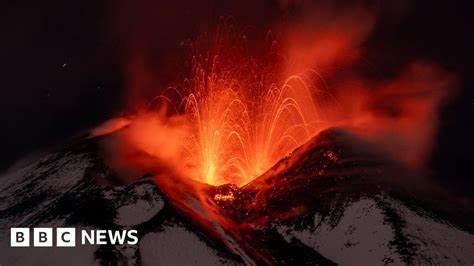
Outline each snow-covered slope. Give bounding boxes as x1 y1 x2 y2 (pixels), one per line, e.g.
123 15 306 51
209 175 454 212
0 138 241 265
0 129 473 265
276 196 474 265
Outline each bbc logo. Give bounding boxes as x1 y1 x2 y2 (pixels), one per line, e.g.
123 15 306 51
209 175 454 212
11 227 138 247
11 228 75 247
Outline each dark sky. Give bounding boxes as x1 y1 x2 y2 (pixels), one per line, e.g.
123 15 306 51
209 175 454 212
0 0 121 165
0 0 472 195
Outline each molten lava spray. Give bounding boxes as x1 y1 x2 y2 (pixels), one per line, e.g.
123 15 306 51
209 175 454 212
153 36 335 186
95 1 457 189
95 20 456 187
99 24 341 186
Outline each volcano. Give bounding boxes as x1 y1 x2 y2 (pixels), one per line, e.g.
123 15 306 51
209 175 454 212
0 128 473 265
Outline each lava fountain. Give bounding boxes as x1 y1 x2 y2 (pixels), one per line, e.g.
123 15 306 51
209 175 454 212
94 18 455 188
153 48 333 186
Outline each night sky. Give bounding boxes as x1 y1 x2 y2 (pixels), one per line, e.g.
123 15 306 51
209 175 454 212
0 0 472 195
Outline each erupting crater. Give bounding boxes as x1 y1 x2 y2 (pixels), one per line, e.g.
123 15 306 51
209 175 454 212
84 20 469 265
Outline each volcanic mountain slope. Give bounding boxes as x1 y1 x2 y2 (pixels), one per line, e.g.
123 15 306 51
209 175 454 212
214 128 474 265
0 128 473 265
0 137 242 265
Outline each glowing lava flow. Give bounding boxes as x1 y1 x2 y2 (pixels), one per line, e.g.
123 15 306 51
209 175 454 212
149 47 332 186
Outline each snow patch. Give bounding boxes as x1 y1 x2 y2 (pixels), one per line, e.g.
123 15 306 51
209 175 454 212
278 198 402 265
115 198 164 226
140 226 239 265
390 199 474 265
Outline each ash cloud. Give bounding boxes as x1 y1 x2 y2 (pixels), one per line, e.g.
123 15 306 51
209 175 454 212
273 0 458 168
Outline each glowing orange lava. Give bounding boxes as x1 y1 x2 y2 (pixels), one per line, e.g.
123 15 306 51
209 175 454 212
148 40 334 186
97 17 456 189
